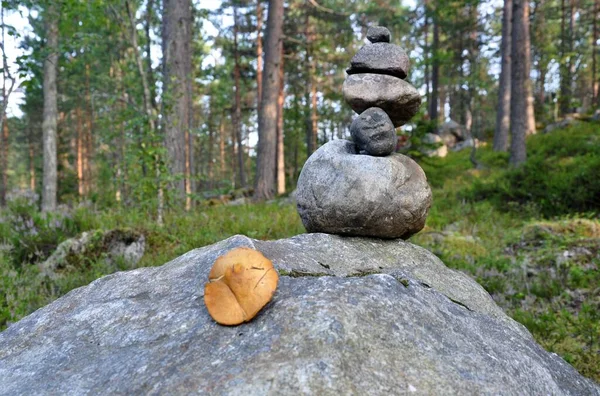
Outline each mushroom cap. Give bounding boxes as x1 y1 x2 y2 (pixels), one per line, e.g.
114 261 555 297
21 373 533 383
204 247 279 326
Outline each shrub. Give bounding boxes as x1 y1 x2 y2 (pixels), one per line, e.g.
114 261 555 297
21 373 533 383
468 124 600 217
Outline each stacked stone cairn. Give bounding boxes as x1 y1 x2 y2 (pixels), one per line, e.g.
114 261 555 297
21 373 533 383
296 26 432 239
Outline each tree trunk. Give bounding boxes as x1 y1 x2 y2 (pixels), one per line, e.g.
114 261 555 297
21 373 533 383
424 1 430 108
29 128 36 192
558 0 572 116
593 0 599 105
219 116 226 181
429 12 440 124
257 0 264 107
208 98 214 190
254 0 284 201
85 64 94 195
232 7 246 188
42 4 59 212
162 0 193 203
538 61 546 110
76 107 84 197
231 116 237 188
1 117 7 206
276 43 285 195
145 0 157 110
304 14 318 157
310 68 318 151
494 0 512 152
510 0 533 165
0 5 15 206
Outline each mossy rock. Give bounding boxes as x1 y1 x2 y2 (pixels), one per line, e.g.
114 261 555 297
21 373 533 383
38 229 145 279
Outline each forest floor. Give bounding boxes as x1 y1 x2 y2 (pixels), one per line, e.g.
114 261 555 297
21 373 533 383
1 123 598 382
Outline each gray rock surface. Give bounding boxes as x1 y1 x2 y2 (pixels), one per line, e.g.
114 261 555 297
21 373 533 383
296 140 431 239
343 73 421 127
1 233 598 395
350 107 396 156
366 26 390 43
347 43 410 79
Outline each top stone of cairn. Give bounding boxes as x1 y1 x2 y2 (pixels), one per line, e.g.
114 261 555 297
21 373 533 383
366 26 391 43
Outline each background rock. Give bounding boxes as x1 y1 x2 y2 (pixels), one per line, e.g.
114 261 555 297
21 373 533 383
296 140 431 239
350 107 396 156
343 73 421 127
421 133 448 157
435 119 466 148
1 233 598 395
38 229 145 279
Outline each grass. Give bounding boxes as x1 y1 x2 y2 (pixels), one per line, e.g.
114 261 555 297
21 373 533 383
1 123 598 382
0 202 303 329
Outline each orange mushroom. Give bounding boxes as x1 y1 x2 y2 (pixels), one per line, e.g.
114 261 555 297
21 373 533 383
204 247 279 325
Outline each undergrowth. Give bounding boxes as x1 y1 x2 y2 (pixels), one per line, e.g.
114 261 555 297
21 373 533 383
414 122 600 381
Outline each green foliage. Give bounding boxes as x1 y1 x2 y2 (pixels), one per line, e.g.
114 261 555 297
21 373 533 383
0 195 83 266
468 124 600 217
413 130 600 382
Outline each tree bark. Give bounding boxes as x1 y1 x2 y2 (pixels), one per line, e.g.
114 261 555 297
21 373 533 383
429 11 440 124
510 0 533 165
276 43 285 195
0 7 13 206
145 0 157 110
85 64 94 195
494 0 512 151
76 107 84 197
162 0 193 203
304 15 317 157
1 117 7 205
593 0 599 105
257 0 264 107
424 0 430 107
29 128 36 192
205 96 213 190
219 115 226 181
558 0 571 116
42 4 59 211
232 6 246 188
254 0 284 201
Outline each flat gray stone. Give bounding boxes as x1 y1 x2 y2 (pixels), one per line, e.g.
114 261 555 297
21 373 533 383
296 140 431 239
350 107 396 156
1 234 598 395
343 73 421 127
366 26 391 43
347 43 410 79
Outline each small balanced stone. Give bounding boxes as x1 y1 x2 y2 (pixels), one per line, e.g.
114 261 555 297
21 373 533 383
350 107 396 156
342 73 421 127
366 26 391 43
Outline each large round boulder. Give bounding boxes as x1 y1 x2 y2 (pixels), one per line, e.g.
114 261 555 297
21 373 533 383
296 140 432 239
